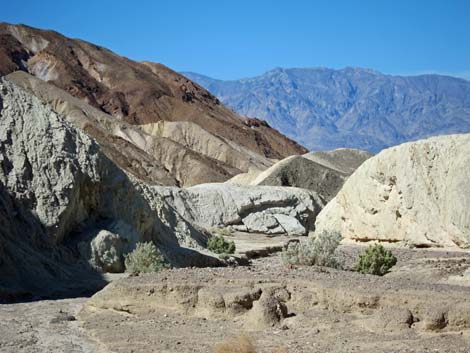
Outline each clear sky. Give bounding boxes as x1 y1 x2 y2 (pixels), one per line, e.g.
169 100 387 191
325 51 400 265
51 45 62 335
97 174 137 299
2 0 470 80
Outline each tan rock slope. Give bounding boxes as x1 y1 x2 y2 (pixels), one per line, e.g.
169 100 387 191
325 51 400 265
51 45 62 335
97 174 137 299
315 135 470 248
6 71 245 186
0 22 306 187
228 149 372 202
139 120 273 173
303 148 373 175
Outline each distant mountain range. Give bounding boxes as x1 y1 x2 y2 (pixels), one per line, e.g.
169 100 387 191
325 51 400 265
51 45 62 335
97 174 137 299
183 68 470 152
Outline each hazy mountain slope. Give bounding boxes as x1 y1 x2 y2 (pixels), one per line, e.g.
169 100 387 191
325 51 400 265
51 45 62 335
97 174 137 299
0 22 306 173
184 68 470 152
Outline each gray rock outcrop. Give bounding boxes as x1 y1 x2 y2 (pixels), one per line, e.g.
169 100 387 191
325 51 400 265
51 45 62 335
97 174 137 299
159 183 325 236
0 78 219 297
228 156 344 202
315 135 470 248
77 220 140 273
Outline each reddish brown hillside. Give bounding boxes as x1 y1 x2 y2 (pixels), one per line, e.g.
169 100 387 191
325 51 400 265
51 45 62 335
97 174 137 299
0 23 307 160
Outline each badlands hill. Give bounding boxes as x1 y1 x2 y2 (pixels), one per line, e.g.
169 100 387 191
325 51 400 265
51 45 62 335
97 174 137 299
303 148 374 175
0 23 306 186
229 149 372 202
184 67 470 153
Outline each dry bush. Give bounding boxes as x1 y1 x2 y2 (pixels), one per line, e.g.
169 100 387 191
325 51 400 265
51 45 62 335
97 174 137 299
124 242 169 274
213 335 257 353
282 230 342 268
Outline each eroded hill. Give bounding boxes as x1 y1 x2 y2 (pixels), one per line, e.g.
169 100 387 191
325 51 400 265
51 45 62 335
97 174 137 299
0 23 306 186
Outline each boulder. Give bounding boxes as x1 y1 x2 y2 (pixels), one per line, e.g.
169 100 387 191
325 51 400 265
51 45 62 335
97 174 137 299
273 214 306 236
315 135 470 248
242 213 283 234
78 220 140 273
87 230 127 273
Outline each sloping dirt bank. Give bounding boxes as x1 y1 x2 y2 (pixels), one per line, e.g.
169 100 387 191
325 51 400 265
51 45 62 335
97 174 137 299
78 246 470 353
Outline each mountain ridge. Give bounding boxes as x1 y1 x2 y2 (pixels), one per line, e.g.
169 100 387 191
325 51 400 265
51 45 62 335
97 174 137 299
183 67 470 152
183 67 469 84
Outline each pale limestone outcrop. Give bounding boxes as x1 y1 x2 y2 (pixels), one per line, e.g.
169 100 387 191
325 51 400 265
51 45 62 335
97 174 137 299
158 183 325 236
315 135 470 248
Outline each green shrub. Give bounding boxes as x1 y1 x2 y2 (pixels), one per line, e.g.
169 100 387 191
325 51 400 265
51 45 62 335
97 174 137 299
282 231 342 268
354 244 397 276
124 242 169 274
207 235 236 254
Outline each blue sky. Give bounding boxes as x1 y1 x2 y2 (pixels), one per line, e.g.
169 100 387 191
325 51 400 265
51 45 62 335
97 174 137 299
2 0 469 80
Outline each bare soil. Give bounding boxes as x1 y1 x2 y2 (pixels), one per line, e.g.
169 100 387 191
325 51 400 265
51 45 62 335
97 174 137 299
1 245 470 353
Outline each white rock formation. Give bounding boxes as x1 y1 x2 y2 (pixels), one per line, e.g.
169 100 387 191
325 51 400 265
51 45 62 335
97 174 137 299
315 135 470 248
158 183 325 236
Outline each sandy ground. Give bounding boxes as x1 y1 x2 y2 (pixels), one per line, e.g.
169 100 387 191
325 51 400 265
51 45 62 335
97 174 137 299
0 297 99 353
1 244 470 353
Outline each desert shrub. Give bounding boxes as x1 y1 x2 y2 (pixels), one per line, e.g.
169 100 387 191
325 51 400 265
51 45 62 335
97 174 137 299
207 235 236 254
213 335 256 353
282 230 342 268
354 244 397 276
124 242 169 274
